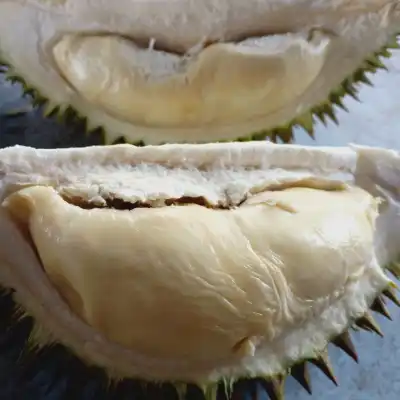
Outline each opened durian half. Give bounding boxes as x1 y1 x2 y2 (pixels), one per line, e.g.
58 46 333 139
0 0 400 144
0 141 400 399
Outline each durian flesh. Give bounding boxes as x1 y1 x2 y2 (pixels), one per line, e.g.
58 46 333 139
0 0 399 144
0 141 400 386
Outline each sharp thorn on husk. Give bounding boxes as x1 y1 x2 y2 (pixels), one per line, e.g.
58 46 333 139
203 383 218 400
371 296 392 320
314 109 327 126
291 362 312 395
387 38 400 49
343 81 360 101
175 384 187 400
259 375 285 400
366 57 389 71
295 113 314 138
272 127 294 144
355 313 384 337
329 93 349 112
326 108 339 125
309 352 338 386
382 288 400 307
378 49 392 59
331 331 358 363
354 70 373 87
388 263 400 280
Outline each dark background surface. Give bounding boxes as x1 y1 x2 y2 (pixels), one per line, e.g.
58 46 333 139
0 46 400 400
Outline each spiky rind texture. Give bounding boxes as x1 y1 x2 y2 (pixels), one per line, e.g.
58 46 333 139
0 34 399 146
0 261 399 400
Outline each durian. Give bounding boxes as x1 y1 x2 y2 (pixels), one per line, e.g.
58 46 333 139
0 0 400 145
0 141 400 399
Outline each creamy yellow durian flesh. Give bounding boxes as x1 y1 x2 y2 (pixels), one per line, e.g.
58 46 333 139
0 141 399 388
0 0 399 144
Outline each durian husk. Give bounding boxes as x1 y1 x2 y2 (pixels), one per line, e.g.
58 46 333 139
0 35 399 146
0 142 400 400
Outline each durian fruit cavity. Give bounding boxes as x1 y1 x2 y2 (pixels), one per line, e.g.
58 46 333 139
52 30 331 128
0 141 400 386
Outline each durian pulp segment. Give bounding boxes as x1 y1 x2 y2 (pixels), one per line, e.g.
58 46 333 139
2 184 380 361
0 142 398 385
0 1 399 144
51 32 331 129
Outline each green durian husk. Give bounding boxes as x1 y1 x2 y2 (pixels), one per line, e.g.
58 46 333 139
0 34 399 146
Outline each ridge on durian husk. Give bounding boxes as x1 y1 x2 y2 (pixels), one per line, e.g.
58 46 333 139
0 0 399 145
0 141 400 400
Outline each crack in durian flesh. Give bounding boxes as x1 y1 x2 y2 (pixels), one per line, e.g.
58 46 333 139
0 167 391 383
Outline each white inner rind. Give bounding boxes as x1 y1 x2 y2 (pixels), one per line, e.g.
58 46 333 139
52 31 330 128
0 142 399 382
0 1 399 143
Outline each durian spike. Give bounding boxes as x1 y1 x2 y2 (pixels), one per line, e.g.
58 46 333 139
370 296 392 320
353 70 373 87
378 48 392 59
291 362 312 394
319 104 339 125
175 383 187 400
271 127 294 144
355 312 384 337
295 113 314 138
309 351 338 386
366 56 388 71
259 375 285 400
342 80 360 101
388 262 400 280
221 378 235 400
314 110 327 126
203 383 219 400
329 93 349 112
386 36 400 49
382 288 400 307
331 331 358 363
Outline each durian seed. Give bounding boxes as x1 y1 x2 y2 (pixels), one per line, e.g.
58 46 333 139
382 288 400 307
355 313 384 337
291 362 312 394
331 331 358 362
259 375 285 400
309 351 338 386
370 297 392 320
